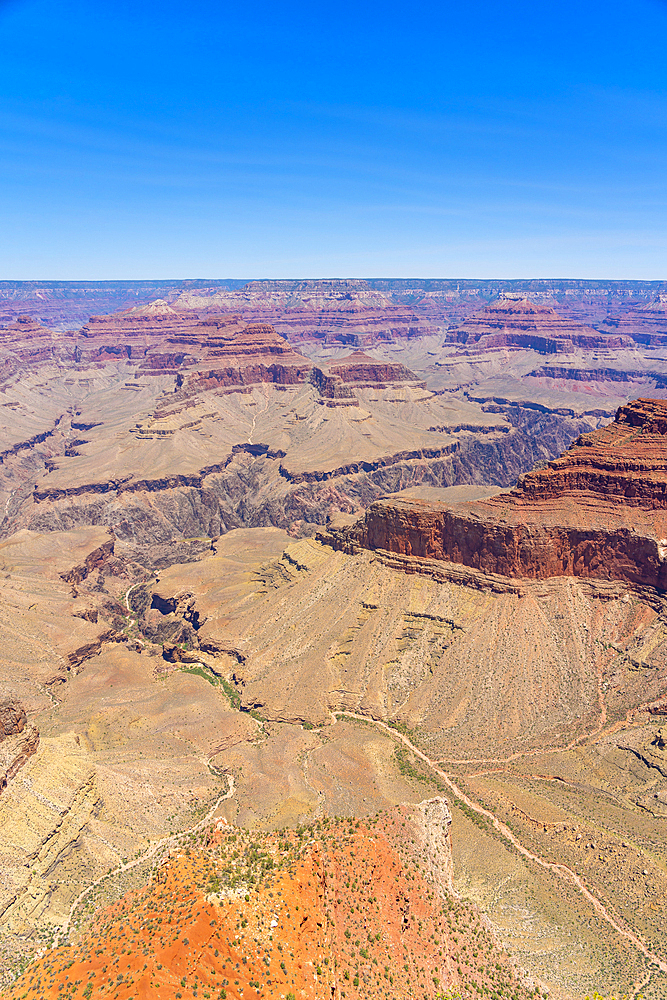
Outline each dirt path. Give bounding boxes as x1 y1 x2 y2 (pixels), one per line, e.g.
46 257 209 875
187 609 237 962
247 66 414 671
54 769 235 947
124 581 141 612
338 711 667 975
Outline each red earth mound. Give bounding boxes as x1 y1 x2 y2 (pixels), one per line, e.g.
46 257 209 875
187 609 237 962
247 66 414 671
2 804 540 1000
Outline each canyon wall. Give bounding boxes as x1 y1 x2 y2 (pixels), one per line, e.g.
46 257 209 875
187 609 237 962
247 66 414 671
328 398 667 590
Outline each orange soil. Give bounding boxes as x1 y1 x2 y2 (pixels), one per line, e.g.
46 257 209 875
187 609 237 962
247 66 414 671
3 809 541 1000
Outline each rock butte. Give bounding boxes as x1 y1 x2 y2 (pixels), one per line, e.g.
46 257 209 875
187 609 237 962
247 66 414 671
448 293 635 353
600 294 667 348
328 398 667 590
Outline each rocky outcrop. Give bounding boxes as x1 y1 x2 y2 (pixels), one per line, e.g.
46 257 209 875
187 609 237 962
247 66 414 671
0 695 26 740
60 536 115 585
0 726 40 792
325 350 423 385
0 695 39 794
180 360 312 394
309 351 425 405
412 797 454 896
309 366 359 405
327 398 667 590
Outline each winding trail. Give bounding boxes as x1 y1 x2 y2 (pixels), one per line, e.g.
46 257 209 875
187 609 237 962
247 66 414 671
124 581 143 612
337 711 667 976
54 768 235 947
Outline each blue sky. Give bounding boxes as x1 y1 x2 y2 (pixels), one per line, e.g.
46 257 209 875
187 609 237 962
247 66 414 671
0 0 666 278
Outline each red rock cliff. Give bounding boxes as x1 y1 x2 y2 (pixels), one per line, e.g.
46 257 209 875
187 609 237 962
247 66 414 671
329 398 667 590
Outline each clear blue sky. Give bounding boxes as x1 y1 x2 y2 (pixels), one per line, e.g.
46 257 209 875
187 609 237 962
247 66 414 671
1 0 666 279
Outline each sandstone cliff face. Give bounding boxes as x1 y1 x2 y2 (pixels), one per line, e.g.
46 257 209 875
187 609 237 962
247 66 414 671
328 398 667 590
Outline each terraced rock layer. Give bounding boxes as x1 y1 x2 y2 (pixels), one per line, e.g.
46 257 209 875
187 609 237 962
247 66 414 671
450 293 635 353
170 279 439 347
3 277 667 333
1 802 539 1000
328 398 667 589
600 295 667 347
0 297 602 557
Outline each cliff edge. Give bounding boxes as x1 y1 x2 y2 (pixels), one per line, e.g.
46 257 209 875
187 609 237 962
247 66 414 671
326 398 667 590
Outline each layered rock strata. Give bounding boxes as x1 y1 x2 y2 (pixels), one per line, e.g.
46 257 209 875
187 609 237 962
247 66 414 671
309 351 424 406
0 695 39 794
170 278 439 346
81 307 313 385
77 307 425 398
327 398 667 590
450 293 635 353
601 295 667 347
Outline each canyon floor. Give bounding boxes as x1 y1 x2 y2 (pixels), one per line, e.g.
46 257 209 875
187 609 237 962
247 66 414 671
1 282 667 1000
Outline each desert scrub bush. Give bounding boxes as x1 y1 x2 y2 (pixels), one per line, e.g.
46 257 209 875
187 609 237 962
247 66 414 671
393 745 438 789
220 678 241 709
584 994 642 1000
180 664 220 687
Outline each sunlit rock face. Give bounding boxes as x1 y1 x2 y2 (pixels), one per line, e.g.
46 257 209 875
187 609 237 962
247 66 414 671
329 398 667 590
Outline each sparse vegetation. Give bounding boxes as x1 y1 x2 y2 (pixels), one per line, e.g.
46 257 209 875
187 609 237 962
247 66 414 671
3 806 541 1000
